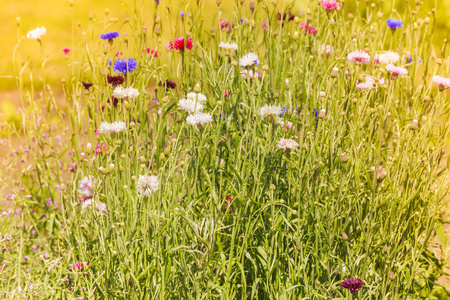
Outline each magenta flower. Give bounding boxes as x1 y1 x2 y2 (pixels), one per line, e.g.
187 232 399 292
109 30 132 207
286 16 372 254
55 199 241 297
386 64 407 78
320 0 340 12
341 278 364 294
63 48 70 55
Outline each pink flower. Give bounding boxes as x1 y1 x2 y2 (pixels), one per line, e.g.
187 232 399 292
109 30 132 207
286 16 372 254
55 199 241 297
386 64 407 77
70 261 90 271
347 50 371 64
145 48 158 57
261 20 269 31
241 70 262 79
93 144 107 155
372 54 380 65
220 21 233 33
320 0 340 11
168 37 194 51
299 22 316 35
224 90 230 98
356 82 373 90
63 48 70 55
432 75 450 91
115 51 122 57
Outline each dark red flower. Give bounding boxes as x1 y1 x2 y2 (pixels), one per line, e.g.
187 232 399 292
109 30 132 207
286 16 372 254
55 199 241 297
341 278 364 294
107 75 125 86
82 82 93 90
159 80 177 90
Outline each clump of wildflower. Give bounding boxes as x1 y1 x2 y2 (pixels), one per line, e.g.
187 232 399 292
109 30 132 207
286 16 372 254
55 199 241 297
168 37 194 51
378 51 400 64
113 58 138 74
276 138 299 152
186 112 213 126
107 75 125 86
69 261 90 271
341 278 364 294
186 92 207 103
386 18 403 32
112 87 140 99
98 121 127 134
93 144 107 154
27 27 47 40
259 105 282 118
347 51 371 64
178 99 204 113
82 82 93 91
239 53 259 68
137 175 159 197
78 176 98 198
320 0 340 12
146 48 158 57
432 75 450 91
386 64 407 78
300 22 317 35
219 42 238 51
279 119 293 131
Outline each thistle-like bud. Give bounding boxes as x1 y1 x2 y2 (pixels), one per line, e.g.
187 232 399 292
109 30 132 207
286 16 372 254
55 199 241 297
219 159 225 169
340 153 348 163
86 143 92 153
342 232 348 240
194 83 201 93
409 119 419 130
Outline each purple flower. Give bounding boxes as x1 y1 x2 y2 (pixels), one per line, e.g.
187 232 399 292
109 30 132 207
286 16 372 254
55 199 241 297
100 31 119 41
386 18 403 32
82 82 93 90
113 58 137 74
341 278 364 294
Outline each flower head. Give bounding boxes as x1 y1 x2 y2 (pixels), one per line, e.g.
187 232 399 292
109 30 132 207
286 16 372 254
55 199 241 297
69 261 90 271
241 70 262 79
82 199 107 213
146 48 158 57
259 105 282 117
347 51 371 64
168 37 194 51
101 31 119 41
78 176 98 198
159 80 177 90
239 53 259 68
27 27 47 40
112 87 139 99
178 99 204 113
341 278 364 294
432 75 450 91
220 21 233 33
276 138 299 151
378 51 400 64
386 18 403 30
137 175 159 197
219 42 238 51
113 58 137 74
299 22 316 35
320 0 340 11
98 121 126 134
107 75 125 86
186 92 207 103
186 112 213 126
63 48 70 55
82 82 93 91
370 165 387 180
386 64 407 78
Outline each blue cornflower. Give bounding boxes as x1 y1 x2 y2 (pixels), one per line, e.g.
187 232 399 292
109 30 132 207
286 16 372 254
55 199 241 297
113 58 137 74
313 108 319 119
280 107 287 116
408 56 422 64
386 18 403 32
100 31 120 42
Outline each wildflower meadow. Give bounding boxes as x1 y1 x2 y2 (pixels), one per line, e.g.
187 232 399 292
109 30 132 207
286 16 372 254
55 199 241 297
2 0 450 299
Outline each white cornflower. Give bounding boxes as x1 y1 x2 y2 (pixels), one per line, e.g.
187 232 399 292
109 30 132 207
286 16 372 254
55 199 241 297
239 52 259 67
259 105 282 117
27 27 47 40
219 42 238 51
78 176 98 198
112 86 140 99
137 175 159 197
276 138 299 151
186 112 213 126
98 121 126 134
186 92 207 103
378 51 400 65
178 99 204 113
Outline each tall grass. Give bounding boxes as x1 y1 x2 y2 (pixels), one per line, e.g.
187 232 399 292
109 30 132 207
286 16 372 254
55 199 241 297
1 0 450 299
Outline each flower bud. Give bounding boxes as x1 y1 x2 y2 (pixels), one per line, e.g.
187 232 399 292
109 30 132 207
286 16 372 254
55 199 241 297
340 153 348 163
86 143 92 153
409 119 418 130
342 232 348 240
194 83 201 93
331 67 339 77
318 109 327 119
